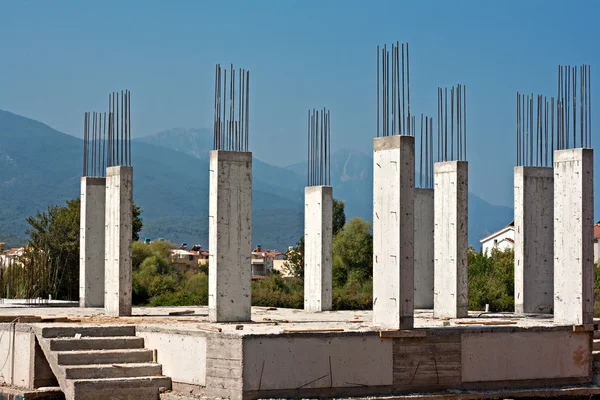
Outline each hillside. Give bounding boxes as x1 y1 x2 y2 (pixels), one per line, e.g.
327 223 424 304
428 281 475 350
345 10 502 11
0 111 512 251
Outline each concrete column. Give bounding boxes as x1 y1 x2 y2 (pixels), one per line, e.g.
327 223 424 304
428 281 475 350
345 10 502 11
514 167 554 314
79 177 106 307
553 148 594 325
414 188 434 309
434 161 468 319
304 186 333 312
372 135 415 329
209 150 252 322
104 166 133 316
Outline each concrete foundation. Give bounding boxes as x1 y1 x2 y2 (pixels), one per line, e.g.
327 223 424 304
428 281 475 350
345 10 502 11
553 148 594 325
434 161 468 318
414 188 434 309
79 177 106 308
373 135 415 329
104 166 133 317
514 167 554 314
208 150 252 322
304 186 333 312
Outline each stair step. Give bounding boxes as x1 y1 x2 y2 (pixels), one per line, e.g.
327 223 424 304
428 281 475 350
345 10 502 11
594 339 600 351
72 376 171 400
41 325 136 338
64 363 162 379
57 349 154 365
50 336 144 351
593 351 600 362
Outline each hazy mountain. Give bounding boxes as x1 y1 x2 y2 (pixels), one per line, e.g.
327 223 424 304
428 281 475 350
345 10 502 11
0 111 512 251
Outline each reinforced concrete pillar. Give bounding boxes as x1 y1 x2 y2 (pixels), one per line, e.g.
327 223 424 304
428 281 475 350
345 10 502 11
104 166 133 316
209 150 252 322
79 177 106 307
553 148 594 325
434 161 468 318
373 135 415 329
414 188 434 309
304 186 333 312
514 167 554 314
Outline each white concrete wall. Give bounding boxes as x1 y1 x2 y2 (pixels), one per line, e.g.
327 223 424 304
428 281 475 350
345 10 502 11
0 329 33 388
461 331 590 382
104 166 133 317
373 136 415 329
304 186 333 312
414 188 434 309
514 167 554 314
481 228 514 255
243 335 392 391
434 161 468 318
209 151 252 322
554 148 594 325
136 329 207 387
79 177 106 308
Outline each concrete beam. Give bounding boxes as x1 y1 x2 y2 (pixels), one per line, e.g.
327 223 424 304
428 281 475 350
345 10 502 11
414 188 434 309
209 150 252 322
304 186 333 312
434 161 468 318
104 166 133 317
79 177 106 308
514 166 553 314
372 135 415 329
553 148 594 325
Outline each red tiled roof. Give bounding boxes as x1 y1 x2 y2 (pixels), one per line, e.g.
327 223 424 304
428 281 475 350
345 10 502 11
595 224 600 240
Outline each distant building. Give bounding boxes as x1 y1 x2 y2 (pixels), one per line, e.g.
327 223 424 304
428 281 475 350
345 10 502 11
0 247 25 268
251 245 285 276
593 223 600 264
170 249 199 272
479 222 514 255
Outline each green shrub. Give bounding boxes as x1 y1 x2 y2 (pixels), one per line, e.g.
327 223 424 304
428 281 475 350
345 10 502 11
468 248 514 312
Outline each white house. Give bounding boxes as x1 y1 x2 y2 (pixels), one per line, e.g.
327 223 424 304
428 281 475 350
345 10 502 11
480 222 514 255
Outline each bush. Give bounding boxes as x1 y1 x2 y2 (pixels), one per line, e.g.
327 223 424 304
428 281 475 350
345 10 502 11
468 248 514 312
251 274 303 309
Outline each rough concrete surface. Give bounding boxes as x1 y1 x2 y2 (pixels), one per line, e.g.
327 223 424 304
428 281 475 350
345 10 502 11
79 177 106 308
373 135 415 329
553 148 594 325
514 167 554 314
208 151 252 322
414 188 434 309
304 185 333 312
104 166 134 317
434 161 468 319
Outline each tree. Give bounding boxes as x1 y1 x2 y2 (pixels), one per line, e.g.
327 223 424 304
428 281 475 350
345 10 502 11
332 217 373 286
332 198 346 237
5 197 144 301
283 237 304 278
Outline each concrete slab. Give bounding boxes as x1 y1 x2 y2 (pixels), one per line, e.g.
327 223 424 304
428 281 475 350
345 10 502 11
414 188 434 309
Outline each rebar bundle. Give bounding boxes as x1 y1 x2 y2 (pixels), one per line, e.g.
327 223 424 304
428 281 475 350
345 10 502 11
107 90 132 168
515 93 552 167
556 64 592 150
418 113 434 188
213 63 249 151
437 84 467 162
376 42 412 137
307 108 331 186
82 111 107 177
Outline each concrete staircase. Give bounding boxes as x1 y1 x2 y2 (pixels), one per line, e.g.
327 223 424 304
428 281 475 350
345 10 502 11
35 325 171 400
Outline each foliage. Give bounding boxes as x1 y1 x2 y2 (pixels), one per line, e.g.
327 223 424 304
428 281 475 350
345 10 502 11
1 197 143 301
282 237 304 278
468 247 514 312
332 198 346 237
252 274 304 308
132 240 175 270
332 217 373 287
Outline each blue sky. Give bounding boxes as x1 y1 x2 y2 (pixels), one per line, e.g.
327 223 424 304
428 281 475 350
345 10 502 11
0 1 598 208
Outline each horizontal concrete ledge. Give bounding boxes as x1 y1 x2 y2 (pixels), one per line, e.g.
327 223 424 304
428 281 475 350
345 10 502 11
209 150 252 162
0 385 64 400
81 176 106 185
373 135 414 151
304 185 332 193
106 165 133 177
554 147 593 162
434 160 467 174
513 165 553 178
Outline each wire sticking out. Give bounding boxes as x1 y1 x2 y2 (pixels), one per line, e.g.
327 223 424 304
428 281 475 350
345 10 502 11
307 108 331 186
213 63 249 151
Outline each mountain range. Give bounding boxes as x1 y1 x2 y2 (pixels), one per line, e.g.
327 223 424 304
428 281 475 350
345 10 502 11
0 109 512 250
